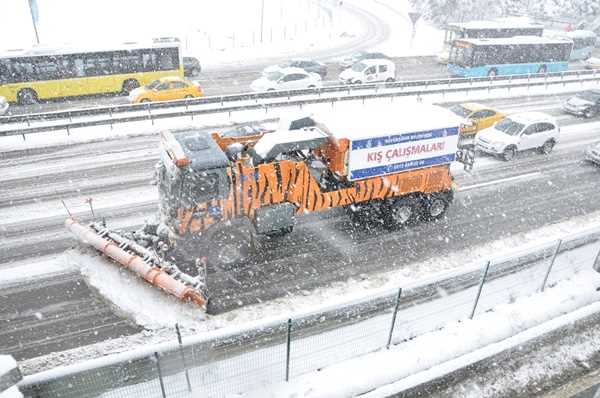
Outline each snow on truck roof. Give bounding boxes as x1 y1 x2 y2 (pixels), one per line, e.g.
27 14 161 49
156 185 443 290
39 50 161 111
447 19 543 30
458 36 572 46
316 103 463 141
0 38 180 59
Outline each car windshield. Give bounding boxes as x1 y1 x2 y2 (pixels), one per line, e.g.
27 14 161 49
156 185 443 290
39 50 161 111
145 80 161 90
351 62 367 72
576 91 600 103
266 71 284 81
449 104 472 118
494 118 524 136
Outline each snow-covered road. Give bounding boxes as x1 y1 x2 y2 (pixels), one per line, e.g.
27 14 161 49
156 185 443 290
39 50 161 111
3 91 600 370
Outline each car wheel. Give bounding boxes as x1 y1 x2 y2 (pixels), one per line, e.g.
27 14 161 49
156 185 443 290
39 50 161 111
385 77 395 82
384 196 420 229
122 79 140 94
17 89 38 105
140 98 151 103
540 140 555 155
267 88 275 92
538 65 547 74
502 146 516 161
584 108 597 118
184 94 194 99
354 80 362 85
308 85 316 89
487 69 498 78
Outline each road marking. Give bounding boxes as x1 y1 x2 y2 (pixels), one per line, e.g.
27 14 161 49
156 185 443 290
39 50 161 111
460 172 542 192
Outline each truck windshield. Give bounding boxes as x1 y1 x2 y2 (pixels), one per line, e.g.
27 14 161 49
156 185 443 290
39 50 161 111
180 170 221 207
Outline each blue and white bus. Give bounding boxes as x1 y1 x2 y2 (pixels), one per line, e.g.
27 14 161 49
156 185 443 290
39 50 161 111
438 20 544 63
561 30 597 60
448 36 573 77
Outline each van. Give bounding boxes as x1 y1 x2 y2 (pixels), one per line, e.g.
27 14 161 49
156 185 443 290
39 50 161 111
338 59 396 85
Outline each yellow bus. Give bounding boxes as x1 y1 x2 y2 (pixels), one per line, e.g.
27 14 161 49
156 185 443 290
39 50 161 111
0 38 183 105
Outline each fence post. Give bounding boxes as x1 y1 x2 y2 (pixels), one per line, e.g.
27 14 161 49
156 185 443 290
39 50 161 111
386 288 402 349
154 352 167 398
540 240 562 292
285 318 292 382
469 261 491 319
175 323 192 392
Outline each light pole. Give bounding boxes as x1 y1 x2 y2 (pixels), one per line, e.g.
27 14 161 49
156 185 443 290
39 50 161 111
28 0 40 44
260 0 265 43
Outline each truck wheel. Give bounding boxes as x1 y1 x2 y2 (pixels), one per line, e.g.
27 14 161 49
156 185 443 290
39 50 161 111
266 226 293 238
208 228 251 267
384 196 419 229
423 193 451 220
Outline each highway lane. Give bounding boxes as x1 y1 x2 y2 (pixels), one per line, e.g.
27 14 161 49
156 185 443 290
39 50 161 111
0 272 142 361
5 58 590 116
2 95 600 360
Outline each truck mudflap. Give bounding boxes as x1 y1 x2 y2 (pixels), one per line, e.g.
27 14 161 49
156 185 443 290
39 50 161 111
65 217 208 309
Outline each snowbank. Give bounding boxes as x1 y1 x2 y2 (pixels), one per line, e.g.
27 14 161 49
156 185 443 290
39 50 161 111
237 276 600 397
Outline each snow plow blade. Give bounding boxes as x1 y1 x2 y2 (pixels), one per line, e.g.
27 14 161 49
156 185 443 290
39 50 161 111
65 217 207 309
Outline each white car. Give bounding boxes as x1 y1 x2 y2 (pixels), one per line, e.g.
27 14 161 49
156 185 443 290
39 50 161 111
0 96 8 115
338 59 396 85
250 67 322 92
475 112 559 161
584 57 600 69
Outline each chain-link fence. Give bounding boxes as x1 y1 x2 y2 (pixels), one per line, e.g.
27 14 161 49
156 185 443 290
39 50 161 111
19 226 600 398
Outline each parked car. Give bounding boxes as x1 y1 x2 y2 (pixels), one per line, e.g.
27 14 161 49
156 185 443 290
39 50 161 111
338 59 395 85
263 59 327 78
183 56 202 76
250 67 322 92
475 112 559 161
128 76 203 103
340 51 390 69
584 141 600 165
0 96 8 115
584 57 600 69
448 103 505 137
562 89 600 118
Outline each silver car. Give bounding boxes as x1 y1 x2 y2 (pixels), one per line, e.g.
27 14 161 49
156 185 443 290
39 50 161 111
585 142 600 165
0 96 8 116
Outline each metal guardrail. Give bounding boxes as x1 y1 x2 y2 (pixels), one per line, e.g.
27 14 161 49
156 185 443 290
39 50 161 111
1 69 598 138
17 225 600 398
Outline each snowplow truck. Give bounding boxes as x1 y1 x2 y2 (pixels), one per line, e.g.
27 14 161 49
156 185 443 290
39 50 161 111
66 103 462 308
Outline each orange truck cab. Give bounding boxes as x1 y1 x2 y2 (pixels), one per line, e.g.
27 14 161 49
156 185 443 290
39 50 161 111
157 103 463 268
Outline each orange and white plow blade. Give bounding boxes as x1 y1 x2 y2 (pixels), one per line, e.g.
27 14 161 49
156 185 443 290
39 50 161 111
65 218 207 309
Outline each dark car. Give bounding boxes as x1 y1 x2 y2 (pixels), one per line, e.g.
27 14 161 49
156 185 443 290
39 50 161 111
183 56 202 76
340 51 390 69
562 89 600 118
287 59 327 78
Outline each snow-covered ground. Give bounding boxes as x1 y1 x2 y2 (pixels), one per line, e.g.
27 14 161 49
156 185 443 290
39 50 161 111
21 234 600 397
2 76 599 153
347 0 444 57
0 356 22 398
0 0 364 68
0 0 445 68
